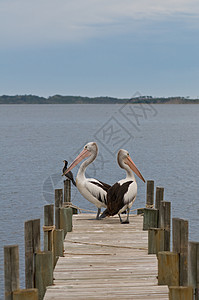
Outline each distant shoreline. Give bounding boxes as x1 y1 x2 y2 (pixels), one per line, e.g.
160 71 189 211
1 95 199 104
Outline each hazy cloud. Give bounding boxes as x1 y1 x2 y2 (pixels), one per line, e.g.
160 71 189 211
0 0 199 47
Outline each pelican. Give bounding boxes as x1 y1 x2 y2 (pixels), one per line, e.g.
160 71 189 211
62 142 111 219
62 160 76 186
101 149 145 224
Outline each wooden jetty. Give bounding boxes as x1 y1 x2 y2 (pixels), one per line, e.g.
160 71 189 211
4 180 198 299
44 213 169 299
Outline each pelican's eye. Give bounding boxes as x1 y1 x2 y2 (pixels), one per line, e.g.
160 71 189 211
85 146 87 149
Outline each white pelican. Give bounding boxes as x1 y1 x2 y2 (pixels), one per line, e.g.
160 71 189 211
62 142 110 219
101 149 145 223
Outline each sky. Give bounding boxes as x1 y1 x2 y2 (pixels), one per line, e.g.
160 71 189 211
0 0 199 98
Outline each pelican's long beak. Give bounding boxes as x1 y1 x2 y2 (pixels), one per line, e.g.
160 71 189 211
124 156 145 183
62 148 91 176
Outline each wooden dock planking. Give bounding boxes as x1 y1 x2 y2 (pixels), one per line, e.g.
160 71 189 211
44 214 169 299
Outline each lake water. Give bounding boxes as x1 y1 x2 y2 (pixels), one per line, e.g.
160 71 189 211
0 103 199 298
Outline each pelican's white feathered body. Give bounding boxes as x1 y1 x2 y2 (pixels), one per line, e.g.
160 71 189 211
62 142 110 219
102 149 145 223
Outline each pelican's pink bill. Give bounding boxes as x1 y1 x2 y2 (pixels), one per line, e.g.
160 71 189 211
62 148 91 176
125 156 145 183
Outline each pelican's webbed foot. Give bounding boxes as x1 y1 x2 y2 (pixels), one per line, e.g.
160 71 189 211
96 208 101 220
119 208 130 224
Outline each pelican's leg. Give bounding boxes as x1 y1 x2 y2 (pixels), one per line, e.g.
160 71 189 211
99 209 108 219
120 208 130 224
96 208 101 220
118 214 123 223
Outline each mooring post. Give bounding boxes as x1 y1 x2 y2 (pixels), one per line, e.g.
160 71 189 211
169 286 193 300
13 289 38 300
173 218 189 286
158 251 179 286
4 245 20 300
188 241 199 298
155 187 164 210
148 228 165 255
146 180 154 208
43 204 54 251
25 219 40 289
59 207 73 236
64 179 71 203
53 229 64 267
55 189 63 229
143 208 158 230
34 251 53 300
159 201 171 251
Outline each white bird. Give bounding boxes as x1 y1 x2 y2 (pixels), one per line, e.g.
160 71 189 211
62 142 111 219
101 149 145 224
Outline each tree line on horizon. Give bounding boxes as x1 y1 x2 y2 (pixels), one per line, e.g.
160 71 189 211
0 94 199 104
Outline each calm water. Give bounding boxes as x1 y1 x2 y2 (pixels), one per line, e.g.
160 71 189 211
0 104 199 297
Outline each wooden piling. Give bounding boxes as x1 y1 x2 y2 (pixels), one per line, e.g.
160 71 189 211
25 219 40 289
13 289 38 300
159 201 171 251
59 207 73 236
143 208 158 230
158 251 179 286
188 241 199 297
55 189 63 229
146 180 154 207
53 229 64 267
4 245 20 300
34 251 53 300
155 187 164 210
64 179 71 202
148 228 165 255
169 286 193 300
43 205 54 252
173 218 189 286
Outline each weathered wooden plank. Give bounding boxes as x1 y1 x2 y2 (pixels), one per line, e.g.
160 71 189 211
155 187 164 210
13 289 38 300
24 219 40 289
169 286 193 300
4 245 20 300
159 201 171 251
146 180 154 207
172 218 189 286
55 189 63 229
64 179 71 202
44 214 168 300
158 251 179 286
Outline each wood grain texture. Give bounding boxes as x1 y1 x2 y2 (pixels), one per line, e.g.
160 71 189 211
44 214 169 299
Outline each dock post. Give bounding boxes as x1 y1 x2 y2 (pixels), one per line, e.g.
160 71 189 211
55 189 63 229
146 180 154 208
13 289 38 300
173 218 189 286
143 208 158 230
4 245 20 300
25 219 40 289
169 286 193 300
34 251 53 300
159 201 171 251
155 187 164 210
59 207 73 236
64 179 71 202
53 229 64 267
188 241 199 298
148 228 165 254
43 205 54 251
158 251 179 286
